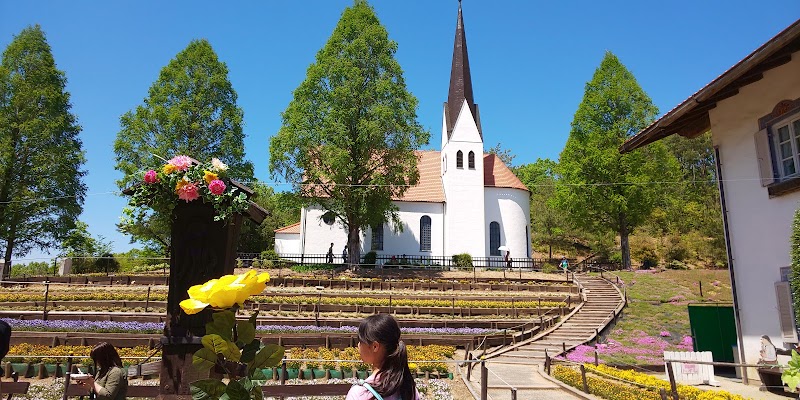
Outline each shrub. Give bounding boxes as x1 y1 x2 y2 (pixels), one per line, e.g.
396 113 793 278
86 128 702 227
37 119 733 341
664 235 689 262
452 253 473 269
542 263 559 274
633 244 659 270
95 253 121 274
290 263 336 273
251 258 261 268
361 251 377 268
666 260 688 270
261 249 279 262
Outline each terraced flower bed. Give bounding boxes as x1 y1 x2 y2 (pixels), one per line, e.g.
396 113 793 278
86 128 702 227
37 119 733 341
1 318 500 335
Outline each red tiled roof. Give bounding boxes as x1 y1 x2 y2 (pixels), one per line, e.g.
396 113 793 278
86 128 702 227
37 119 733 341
274 222 301 234
483 153 529 191
396 151 446 202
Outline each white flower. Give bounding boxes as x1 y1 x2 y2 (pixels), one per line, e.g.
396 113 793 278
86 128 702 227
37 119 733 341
211 158 228 172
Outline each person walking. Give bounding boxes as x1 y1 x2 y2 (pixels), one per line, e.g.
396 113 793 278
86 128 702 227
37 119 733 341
342 245 348 264
326 243 334 264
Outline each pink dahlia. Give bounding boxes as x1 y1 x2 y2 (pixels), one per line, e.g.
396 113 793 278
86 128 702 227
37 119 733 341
168 155 193 171
208 179 226 195
177 182 199 202
143 170 158 184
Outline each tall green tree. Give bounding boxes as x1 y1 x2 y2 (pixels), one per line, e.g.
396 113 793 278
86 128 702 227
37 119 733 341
515 158 568 259
114 39 254 255
488 142 516 167
0 26 86 279
237 183 300 253
556 52 679 269
270 0 428 265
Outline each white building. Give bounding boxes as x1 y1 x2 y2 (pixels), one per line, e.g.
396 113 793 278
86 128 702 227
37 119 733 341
275 3 530 263
622 19 800 382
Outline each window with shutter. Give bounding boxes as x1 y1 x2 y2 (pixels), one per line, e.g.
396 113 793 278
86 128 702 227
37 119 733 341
754 128 775 186
775 281 798 343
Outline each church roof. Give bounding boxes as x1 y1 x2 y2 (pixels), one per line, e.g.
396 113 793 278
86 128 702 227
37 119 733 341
445 1 481 138
483 154 529 192
274 222 301 234
394 151 529 203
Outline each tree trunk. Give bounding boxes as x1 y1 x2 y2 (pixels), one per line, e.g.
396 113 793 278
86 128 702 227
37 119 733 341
2 233 14 281
619 214 631 270
347 225 361 267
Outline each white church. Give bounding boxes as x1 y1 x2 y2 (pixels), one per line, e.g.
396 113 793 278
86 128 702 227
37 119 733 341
275 3 531 263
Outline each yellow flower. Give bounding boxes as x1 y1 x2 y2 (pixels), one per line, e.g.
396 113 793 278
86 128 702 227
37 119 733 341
162 164 177 174
175 177 189 191
408 363 418 370
179 270 270 315
203 170 218 185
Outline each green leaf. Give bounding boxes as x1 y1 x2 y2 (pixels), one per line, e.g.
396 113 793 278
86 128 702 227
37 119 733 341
240 340 260 363
202 334 230 355
205 311 236 341
236 320 255 346
248 344 284 374
224 379 249 400
249 368 267 381
249 386 263 400
192 348 218 371
223 340 242 362
248 311 259 327
190 379 226 400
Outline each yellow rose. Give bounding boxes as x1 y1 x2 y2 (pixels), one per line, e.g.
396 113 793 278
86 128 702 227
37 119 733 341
203 170 218 185
179 270 270 315
162 164 177 174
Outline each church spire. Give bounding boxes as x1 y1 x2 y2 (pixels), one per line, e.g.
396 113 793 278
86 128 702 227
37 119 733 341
446 0 480 137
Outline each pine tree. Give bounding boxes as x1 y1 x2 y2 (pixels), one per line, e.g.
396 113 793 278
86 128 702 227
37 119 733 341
0 25 87 279
556 52 679 269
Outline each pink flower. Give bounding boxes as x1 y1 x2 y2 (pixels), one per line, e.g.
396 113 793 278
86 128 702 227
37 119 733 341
143 170 158 184
168 155 193 171
208 179 226 195
660 331 671 337
177 182 199 202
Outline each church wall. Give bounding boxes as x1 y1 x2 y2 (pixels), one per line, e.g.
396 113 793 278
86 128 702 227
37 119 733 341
484 187 531 259
301 205 358 256
274 232 300 254
367 201 445 258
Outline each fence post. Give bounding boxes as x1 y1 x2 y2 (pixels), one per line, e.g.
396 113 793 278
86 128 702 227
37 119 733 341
510 387 517 400
145 286 151 313
43 281 50 320
544 350 551 375
594 350 598 366
699 281 703 297
579 364 589 394
466 353 472 381
280 360 287 385
659 388 669 400
480 361 488 400
666 362 679 400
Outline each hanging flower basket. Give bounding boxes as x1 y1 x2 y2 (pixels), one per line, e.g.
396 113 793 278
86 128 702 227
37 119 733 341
125 155 249 222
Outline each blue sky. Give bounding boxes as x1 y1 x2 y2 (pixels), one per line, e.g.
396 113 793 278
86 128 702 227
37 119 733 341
1 1 797 262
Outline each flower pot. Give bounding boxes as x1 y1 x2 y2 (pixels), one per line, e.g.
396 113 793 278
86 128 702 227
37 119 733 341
261 368 273 379
357 370 368 379
328 369 343 379
286 368 299 379
448 372 454 379
312 369 325 379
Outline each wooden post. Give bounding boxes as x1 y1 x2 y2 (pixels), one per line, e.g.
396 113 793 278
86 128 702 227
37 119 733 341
699 281 703 297
666 362 679 400
466 353 472 381
280 360 287 385
562 342 567 354
510 387 517 400
480 361 488 400
544 350 551 375
579 364 589 393
145 285 151 313
594 350 598 366
43 281 50 321
659 388 669 400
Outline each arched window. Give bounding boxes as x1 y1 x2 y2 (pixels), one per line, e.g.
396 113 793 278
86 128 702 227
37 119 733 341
489 221 501 256
371 224 384 251
420 216 432 251
456 151 463 169
468 151 475 169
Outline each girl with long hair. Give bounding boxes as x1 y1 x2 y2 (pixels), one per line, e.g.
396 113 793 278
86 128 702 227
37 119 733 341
76 342 128 400
346 314 420 400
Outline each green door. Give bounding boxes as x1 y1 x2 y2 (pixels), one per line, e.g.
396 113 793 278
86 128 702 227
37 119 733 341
687 303 736 363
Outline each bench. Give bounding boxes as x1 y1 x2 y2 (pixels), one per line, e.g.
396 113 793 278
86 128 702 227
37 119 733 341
757 366 785 393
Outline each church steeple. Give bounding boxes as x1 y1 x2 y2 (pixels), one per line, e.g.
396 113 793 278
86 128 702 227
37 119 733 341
445 0 481 138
